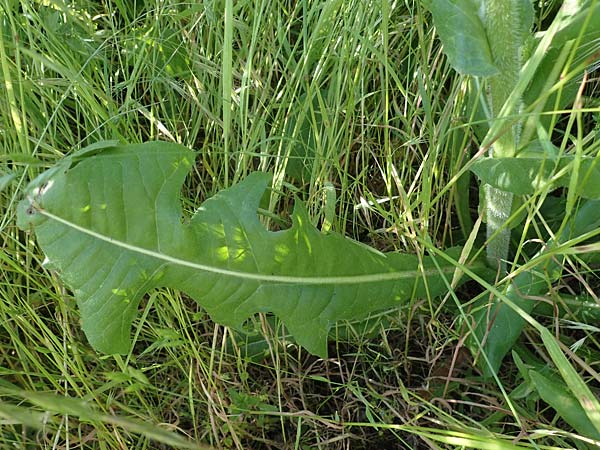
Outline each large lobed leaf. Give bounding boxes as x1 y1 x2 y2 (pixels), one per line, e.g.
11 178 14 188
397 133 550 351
17 142 470 356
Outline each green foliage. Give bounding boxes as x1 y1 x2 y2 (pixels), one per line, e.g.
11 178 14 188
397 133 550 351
0 387 209 450
538 324 600 437
426 0 498 77
3 1 599 447
469 255 556 376
470 156 600 198
429 0 600 378
0 172 16 193
17 141 474 357
524 0 600 130
469 199 600 376
283 90 328 180
529 370 600 440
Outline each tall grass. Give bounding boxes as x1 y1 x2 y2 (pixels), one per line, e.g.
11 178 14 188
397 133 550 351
1 0 599 449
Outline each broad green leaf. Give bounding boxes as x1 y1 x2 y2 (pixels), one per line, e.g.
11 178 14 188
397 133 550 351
530 370 600 440
426 0 498 77
17 142 473 357
469 199 600 377
468 258 555 377
470 156 600 198
284 90 328 181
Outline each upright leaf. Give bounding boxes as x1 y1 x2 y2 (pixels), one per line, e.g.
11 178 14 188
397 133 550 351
538 327 600 436
469 199 600 376
0 171 16 193
469 261 555 377
426 0 498 77
17 142 475 356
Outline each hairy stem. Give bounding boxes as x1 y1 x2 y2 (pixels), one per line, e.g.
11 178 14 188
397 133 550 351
481 0 526 270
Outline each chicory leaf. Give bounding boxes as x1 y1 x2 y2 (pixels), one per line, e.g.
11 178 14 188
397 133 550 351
17 141 474 356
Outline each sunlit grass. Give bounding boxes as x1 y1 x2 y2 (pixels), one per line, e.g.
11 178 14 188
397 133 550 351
1 0 599 448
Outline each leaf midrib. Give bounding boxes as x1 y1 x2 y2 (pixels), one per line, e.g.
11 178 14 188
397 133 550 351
39 209 461 285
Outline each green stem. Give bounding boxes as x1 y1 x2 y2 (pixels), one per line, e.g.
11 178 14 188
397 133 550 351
482 0 526 270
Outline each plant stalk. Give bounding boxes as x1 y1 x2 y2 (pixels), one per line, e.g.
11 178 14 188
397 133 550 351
481 0 526 271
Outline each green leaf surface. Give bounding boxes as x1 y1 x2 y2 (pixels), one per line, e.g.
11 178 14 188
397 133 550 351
426 0 498 77
17 142 469 356
469 198 600 377
283 90 328 181
470 156 600 198
515 0 535 43
0 402 59 429
469 260 555 377
538 326 600 436
530 370 600 440
0 171 16 193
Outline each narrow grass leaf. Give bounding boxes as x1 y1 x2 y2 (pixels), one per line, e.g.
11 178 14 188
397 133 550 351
0 172 16 193
222 0 233 184
538 327 600 435
0 388 211 450
525 1 600 117
0 403 58 429
358 425 539 450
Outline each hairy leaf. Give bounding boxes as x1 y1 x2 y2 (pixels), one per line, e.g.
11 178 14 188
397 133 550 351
17 141 471 356
426 0 498 77
470 156 600 198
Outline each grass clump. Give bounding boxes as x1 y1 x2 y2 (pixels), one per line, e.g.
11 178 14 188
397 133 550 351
1 0 599 449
